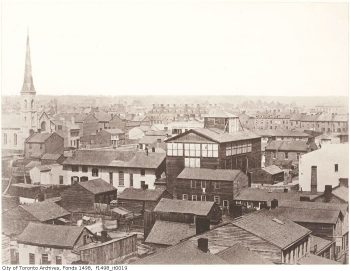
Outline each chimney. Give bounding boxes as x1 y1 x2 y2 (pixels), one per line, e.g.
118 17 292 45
311 166 318 193
247 172 252 188
197 238 209 253
339 178 348 188
283 188 288 193
271 199 278 209
324 185 332 202
195 217 210 235
230 204 243 218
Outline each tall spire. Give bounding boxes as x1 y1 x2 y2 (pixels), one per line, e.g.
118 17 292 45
21 32 36 94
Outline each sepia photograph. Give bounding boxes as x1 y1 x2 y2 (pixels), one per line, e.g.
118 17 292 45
1 0 349 266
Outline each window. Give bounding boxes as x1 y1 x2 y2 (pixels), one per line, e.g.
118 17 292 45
285 152 288 159
201 195 207 201
109 172 113 185
201 181 206 188
80 176 88 182
59 176 63 185
40 144 43 150
72 166 79 172
29 253 35 265
167 143 183 156
184 143 201 157
119 171 124 186
191 180 197 188
92 168 99 177
223 200 229 207
82 166 88 173
3 133 7 145
182 194 188 200
57 125 62 130
335 164 339 172
202 144 218 157
226 144 232 156
56 256 62 265
14 134 17 146
41 254 49 264
130 174 134 187
71 176 79 184
185 158 200 168
192 195 197 201
214 182 220 189
247 143 252 152
141 169 145 176
214 196 220 204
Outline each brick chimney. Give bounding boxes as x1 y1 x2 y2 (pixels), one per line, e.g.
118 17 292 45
311 166 318 193
197 238 209 253
195 217 210 235
324 185 332 202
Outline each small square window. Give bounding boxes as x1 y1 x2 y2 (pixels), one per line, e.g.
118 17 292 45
192 195 197 201
182 194 188 200
82 166 88 172
335 164 339 172
141 169 145 176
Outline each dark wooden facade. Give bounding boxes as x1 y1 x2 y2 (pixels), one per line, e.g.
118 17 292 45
250 168 284 185
25 133 64 160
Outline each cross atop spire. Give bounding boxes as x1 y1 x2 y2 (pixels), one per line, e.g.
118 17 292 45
21 32 36 94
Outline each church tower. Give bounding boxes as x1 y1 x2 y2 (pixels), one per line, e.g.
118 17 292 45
20 33 38 137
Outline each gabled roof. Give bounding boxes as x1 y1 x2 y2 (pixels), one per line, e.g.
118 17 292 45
63 149 136 167
26 132 62 143
154 198 214 216
118 188 167 202
165 128 260 143
254 129 310 138
94 112 112 122
125 151 165 169
139 135 165 144
145 220 196 246
331 186 348 202
78 178 117 195
133 240 227 264
17 222 86 249
297 254 341 265
262 165 284 175
2 206 38 236
265 140 313 152
21 201 70 222
231 210 311 249
177 168 246 182
41 153 63 160
216 243 273 264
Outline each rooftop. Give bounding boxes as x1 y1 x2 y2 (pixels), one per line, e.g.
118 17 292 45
78 178 117 195
41 153 63 161
265 140 315 152
297 254 341 265
17 222 86 249
124 151 165 169
145 220 196 246
177 168 246 182
21 201 70 222
118 188 167 202
262 165 284 175
154 198 214 216
26 132 60 143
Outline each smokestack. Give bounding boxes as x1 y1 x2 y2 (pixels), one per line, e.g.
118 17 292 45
311 166 318 193
324 185 332 202
197 238 209 253
195 217 210 235
271 199 278 209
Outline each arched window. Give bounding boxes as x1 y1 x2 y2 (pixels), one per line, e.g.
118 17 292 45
24 100 27 109
31 100 34 109
41 121 46 132
3 133 7 145
14 134 17 146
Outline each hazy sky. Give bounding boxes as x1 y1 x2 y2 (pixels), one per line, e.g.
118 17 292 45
1 0 348 97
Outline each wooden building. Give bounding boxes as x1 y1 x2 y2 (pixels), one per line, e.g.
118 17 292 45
24 132 64 160
59 178 118 212
175 168 248 209
153 198 222 224
250 165 284 186
117 187 172 214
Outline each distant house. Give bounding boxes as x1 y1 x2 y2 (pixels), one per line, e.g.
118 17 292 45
138 134 166 151
265 140 317 169
62 149 166 192
80 129 125 149
250 165 284 186
29 164 66 185
59 178 118 212
175 168 249 209
24 132 64 160
299 144 348 193
117 187 172 214
313 183 348 204
16 223 94 264
81 112 112 137
153 198 222 224
128 126 151 140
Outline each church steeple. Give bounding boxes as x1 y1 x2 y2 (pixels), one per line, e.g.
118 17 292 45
21 32 36 94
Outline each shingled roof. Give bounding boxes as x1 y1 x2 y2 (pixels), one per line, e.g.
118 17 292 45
177 168 247 182
26 132 61 143
154 198 214 216
125 151 165 169
265 140 312 152
21 201 70 222
78 178 117 195
17 222 86 249
118 188 167 202
231 210 311 250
